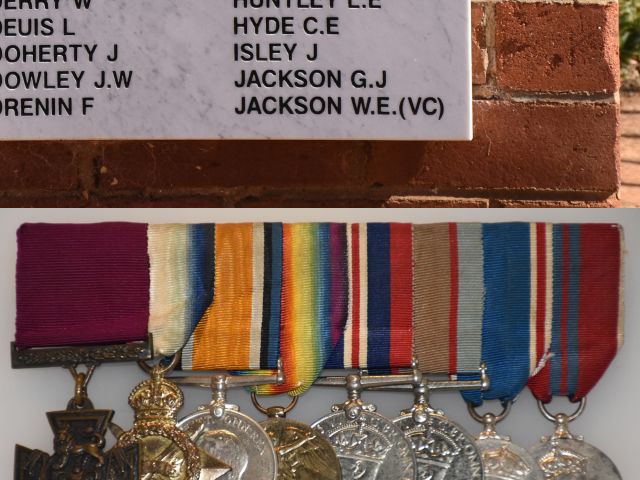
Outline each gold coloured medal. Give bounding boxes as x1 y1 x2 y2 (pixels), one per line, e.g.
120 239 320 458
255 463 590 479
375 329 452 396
252 394 342 480
115 357 231 480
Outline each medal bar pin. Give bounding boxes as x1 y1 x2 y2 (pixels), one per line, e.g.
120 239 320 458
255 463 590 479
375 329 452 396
170 357 284 387
367 361 490 393
170 358 284 418
11 334 154 369
315 359 489 393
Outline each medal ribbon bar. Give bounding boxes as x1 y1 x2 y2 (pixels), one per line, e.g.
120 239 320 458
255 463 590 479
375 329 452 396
11 221 625 480
13 222 624 381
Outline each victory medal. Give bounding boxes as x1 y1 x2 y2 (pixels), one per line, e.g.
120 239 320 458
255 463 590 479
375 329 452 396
251 393 342 480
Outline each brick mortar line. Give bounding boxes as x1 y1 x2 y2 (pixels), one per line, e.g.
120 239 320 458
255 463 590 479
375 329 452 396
485 3 498 89
77 184 619 201
473 89 618 103
0 184 616 198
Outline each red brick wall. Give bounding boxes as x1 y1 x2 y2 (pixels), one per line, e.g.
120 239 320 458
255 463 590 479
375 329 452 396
0 0 621 208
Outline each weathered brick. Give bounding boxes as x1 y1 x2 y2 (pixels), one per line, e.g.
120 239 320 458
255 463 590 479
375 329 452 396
234 193 388 208
97 141 369 191
237 195 491 208
0 2 623 209
384 196 489 208
0 142 80 191
368 101 619 197
472 3 487 85
492 199 618 208
495 3 619 93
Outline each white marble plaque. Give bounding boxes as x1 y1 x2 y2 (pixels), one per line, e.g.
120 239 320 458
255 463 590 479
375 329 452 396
0 0 472 140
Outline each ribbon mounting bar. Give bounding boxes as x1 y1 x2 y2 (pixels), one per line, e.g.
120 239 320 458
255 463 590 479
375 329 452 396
315 361 490 393
170 358 285 390
11 335 154 369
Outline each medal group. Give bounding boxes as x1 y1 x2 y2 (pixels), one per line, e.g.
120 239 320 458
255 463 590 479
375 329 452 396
12 222 625 480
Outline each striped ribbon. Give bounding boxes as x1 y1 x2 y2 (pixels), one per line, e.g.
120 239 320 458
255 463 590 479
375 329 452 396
413 223 533 406
413 223 624 407
183 223 349 397
15 222 623 402
528 224 623 402
182 223 283 371
15 223 215 357
148 224 215 356
327 223 414 371
264 223 348 395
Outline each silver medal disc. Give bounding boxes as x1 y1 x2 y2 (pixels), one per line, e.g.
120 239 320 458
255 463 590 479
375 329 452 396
530 437 622 480
312 410 417 480
394 411 484 480
178 408 278 480
476 437 545 480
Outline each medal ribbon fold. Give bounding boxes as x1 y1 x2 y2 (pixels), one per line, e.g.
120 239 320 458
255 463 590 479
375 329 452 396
15 221 623 403
147 224 215 356
182 223 280 371
413 223 623 406
326 223 414 371
527 224 623 402
182 223 348 397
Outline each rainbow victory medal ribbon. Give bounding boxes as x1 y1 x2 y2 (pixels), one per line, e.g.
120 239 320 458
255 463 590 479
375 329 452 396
527 224 624 403
326 223 414 371
15 222 215 357
414 223 559 405
182 223 349 396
